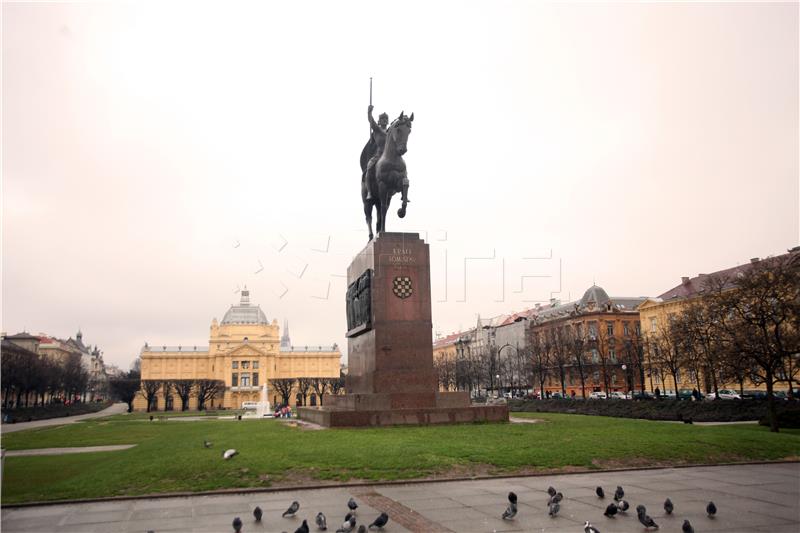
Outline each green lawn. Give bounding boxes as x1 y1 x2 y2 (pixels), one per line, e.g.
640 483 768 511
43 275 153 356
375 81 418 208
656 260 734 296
2 412 799 504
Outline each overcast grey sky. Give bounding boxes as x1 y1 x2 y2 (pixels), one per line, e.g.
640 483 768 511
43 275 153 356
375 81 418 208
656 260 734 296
3 1 798 369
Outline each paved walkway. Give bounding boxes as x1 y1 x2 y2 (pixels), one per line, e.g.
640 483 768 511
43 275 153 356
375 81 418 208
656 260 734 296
0 403 128 434
2 463 798 532
4 445 136 457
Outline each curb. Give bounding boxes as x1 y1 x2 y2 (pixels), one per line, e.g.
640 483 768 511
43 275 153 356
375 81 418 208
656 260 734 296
2 459 798 509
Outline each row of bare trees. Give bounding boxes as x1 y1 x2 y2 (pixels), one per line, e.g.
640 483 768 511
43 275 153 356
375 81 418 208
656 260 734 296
434 342 533 397
645 253 799 431
130 373 347 412
269 375 345 407
527 321 646 400
2 349 90 409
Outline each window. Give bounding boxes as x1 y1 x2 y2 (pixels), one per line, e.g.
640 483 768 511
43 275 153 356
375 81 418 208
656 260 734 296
675 370 681 384
606 322 614 336
576 324 583 338
650 317 657 333
232 361 239 369
611 373 617 384
593 371 600 382
253 360 259 369
592 349 599 363
635 322 641 336
609 349 616 363
588 322 597 337
253 372 259 386
241 361 250 369
623 322 630 336
231 372 238 386
240 373 250 387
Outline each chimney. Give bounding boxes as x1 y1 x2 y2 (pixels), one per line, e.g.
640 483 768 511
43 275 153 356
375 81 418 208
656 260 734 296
681 276 690 284
750 257 760 264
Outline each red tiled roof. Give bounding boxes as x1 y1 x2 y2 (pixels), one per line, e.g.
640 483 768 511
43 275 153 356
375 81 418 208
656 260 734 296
433 331 466 348
658 249 798 300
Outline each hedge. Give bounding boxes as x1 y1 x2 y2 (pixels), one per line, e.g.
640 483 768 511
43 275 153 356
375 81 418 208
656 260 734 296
509 398 800 422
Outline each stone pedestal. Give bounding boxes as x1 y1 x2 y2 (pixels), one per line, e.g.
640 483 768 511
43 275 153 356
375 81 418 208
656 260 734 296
298 232 508 427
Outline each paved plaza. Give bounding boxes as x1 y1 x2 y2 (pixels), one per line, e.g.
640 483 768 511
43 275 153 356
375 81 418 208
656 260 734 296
2 463 798 532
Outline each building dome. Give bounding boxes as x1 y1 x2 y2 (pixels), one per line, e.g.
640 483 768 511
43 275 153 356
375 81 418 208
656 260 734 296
221 287 269 325
580 285 611 308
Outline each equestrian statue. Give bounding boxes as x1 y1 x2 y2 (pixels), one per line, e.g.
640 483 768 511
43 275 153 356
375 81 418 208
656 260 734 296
360 86 413 240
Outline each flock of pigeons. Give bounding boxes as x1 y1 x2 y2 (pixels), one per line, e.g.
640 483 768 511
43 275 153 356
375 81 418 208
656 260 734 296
213 442 719 532
231 497 389 533
502 484 718 532
209 442 390 533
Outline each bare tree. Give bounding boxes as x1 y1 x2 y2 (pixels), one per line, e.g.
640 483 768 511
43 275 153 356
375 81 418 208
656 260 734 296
529 331 551 398
140 380 161 412
310 378 330 405
296 378 313 406
270 378 295 406
172 380 195 411
195 379 225 411
109 370 141 412
710 254 800 432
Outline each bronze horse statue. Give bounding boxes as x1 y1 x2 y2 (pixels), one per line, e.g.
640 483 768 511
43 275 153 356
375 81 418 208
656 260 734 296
360 112 413 240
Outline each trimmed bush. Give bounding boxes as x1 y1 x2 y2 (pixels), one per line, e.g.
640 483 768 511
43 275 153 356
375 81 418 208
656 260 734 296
509 398 800 423
759 410 800 429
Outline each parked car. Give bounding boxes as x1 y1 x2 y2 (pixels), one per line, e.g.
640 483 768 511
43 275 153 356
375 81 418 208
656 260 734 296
677 389 704 400
609 391 627 400
589 391 607 400
706 389 742 400
241 401 259 410
630 391 655 400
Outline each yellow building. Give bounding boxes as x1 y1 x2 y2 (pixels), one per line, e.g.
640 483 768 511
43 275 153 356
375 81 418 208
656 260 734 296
432 332 463 391
133 288 341 411
638 252 797 396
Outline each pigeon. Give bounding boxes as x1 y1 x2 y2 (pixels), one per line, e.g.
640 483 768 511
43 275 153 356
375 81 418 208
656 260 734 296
336 516 356 533
357 527 366 533
616 500 630 512
584 521 601 533
282 501 300 518
663 498 673 515
636 505 659 529
316 512 328 530
295 520 310 533
548 492 563 506
368 512 389 530
233 516 243 533
614 486 624 501
596 486 605 498
603 503 618 517
548 501 560 517
348 497 358 514
204 440 213 448
682 519 695 533
502 500 517 520
344 513 353 523
254 506 263 522
547 486 557 497
223 449 238 460
707 501 717 518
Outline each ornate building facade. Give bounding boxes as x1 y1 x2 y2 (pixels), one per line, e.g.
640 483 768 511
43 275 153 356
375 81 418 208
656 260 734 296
133 288 341 410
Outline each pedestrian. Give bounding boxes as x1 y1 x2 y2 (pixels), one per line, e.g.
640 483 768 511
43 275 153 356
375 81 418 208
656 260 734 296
692 388 699 401
655 387 661 399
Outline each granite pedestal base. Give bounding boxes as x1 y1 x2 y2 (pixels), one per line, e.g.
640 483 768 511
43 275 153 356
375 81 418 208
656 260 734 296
300 232 508 427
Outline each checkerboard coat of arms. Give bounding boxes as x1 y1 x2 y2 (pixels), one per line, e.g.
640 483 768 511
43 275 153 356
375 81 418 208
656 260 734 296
392 276 413 299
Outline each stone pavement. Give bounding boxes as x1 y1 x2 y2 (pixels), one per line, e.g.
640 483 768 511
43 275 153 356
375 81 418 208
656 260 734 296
1 403 129 434
2 463 798 532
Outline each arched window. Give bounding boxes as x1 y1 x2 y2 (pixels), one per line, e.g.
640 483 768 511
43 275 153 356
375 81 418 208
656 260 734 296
295 393 303 406
310 394 317 406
